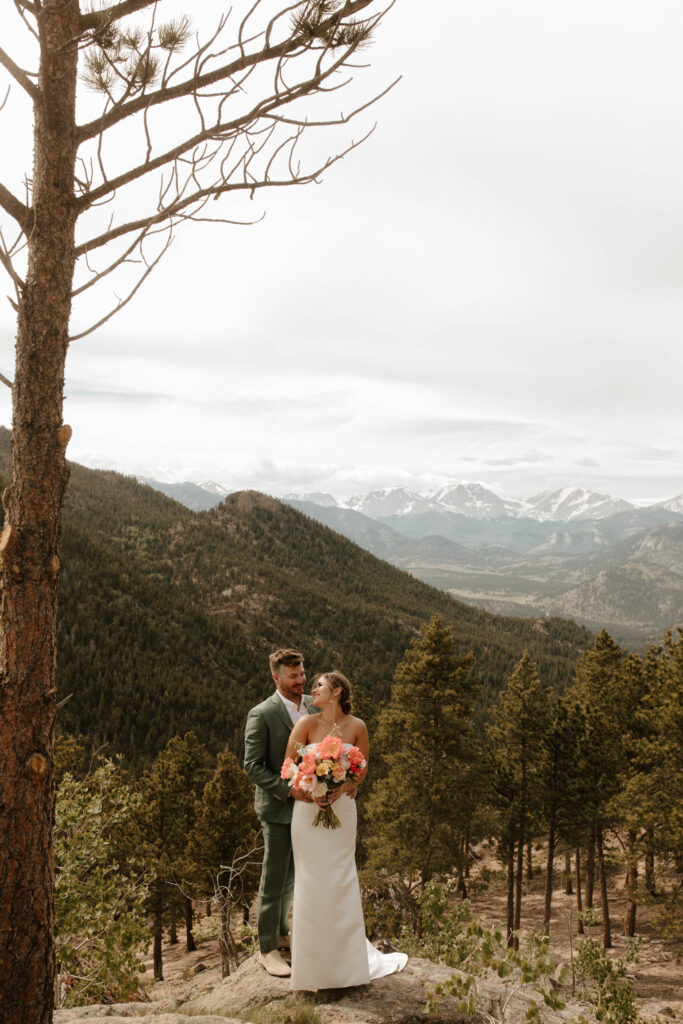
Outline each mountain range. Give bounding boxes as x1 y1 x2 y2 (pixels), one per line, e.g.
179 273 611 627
136 478 683 644
0 430 593 767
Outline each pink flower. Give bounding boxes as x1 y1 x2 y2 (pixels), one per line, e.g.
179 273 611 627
332 763 347 782
347 746 365 768
318 735 343 760
281 757 297 780
300 753 316 774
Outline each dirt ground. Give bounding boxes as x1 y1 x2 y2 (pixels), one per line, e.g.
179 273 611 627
465 844 683 1015
140 848 682 1019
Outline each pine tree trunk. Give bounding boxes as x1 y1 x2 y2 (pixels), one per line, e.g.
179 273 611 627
575 847 584 935
506 834 515 948
543 818 556 935
645 834 655 897
0 3 79 1021
564 850 573 894
623 829 637 937
206 899 212 917
169 917 178 945
457 836 468 898
514 833 524 950
465 833 471 879
586 830 595 909
220 901 231 978
596 827 612 949
153 901 164 981
526 838 533 880
185 896 197 952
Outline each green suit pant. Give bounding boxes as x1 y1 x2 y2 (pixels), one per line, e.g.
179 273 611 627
257 820 295 954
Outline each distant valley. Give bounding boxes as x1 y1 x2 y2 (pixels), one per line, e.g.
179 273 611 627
143 478 683 646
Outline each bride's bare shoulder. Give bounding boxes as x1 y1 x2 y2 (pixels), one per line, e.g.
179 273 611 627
348 715 368 738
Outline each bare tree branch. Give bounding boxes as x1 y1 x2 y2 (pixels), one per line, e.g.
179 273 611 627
0 47 39 103
0 228 26 304
80 0 164 32
77 0 374 142
0 372 13 391
76 56 383 211
76 121 373 257
70 230 173 340
0 183 30 232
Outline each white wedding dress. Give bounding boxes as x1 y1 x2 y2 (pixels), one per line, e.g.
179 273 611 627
290 784 408 991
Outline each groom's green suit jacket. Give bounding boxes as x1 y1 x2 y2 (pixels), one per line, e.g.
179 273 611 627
244 691 316 824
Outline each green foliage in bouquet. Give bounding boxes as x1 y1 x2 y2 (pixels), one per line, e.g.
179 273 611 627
426 923 567 1024
54 759 149 1006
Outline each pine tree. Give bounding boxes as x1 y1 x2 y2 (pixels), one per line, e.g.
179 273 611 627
138 731 213 979
488 652 551 948
540 696 586 936
363 614 482 927
186 748 259 976
614 632 683 937
568 632 646 947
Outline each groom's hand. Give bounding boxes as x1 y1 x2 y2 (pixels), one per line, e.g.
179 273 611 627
291 788 313 803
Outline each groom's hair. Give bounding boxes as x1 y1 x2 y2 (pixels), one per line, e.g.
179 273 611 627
269 648 304 674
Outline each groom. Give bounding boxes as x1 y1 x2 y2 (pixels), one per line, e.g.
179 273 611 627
244 648 316 977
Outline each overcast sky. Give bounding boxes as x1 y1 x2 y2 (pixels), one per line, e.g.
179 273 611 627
1 0 682 503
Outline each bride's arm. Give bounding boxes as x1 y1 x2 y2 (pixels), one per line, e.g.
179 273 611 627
284 717 310 762
342 719 369 800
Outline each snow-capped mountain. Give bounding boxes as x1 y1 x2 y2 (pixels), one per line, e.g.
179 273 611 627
523 488 634 522
346 487 433 518
282 491 340 507
286 483 641 524
197 480 231 497
428 483 528 520
656 493 683 515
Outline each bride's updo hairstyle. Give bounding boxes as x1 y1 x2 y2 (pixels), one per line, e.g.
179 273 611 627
315 671 353 715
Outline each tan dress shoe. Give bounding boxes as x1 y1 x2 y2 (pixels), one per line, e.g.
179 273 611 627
258 949 291 977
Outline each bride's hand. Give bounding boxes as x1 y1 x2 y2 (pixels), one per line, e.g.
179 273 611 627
315 787 343 807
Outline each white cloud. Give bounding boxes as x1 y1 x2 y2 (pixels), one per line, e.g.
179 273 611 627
1 0 682 502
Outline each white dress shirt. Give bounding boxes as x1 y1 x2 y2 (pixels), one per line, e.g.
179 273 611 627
277 689 310 726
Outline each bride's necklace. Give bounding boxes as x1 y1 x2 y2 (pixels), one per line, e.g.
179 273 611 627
319 715 343 739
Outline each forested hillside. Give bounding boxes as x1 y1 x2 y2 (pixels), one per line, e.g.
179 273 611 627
0 429 591 767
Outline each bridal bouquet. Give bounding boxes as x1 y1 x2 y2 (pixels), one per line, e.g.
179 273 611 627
281 734 366 829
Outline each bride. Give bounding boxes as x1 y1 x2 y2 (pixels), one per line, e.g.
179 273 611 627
283 671 407 991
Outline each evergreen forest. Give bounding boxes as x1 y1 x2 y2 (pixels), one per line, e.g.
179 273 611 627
3 428 680 1012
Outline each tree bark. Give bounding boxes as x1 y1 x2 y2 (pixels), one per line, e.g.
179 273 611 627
575 847 584 935
543 818 556 935
514 833 523 950
644 833 655 897
153 901 164 981
564 850 573 894
220 901 232 978
585 830 595 909
506 833 515 948
526 837 533 880
596 827 612 949
185 895 197 952
169 918 178 945
0 3 79 1021
623 829 638 937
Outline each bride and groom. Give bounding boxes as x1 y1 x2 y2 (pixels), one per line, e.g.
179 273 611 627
243 648 407 990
